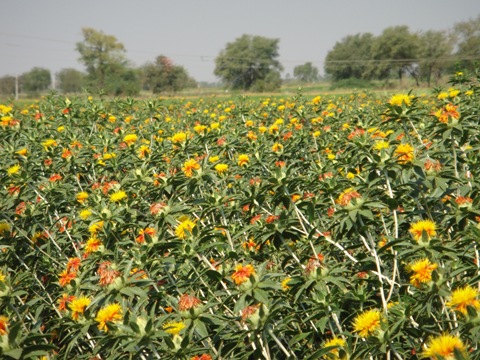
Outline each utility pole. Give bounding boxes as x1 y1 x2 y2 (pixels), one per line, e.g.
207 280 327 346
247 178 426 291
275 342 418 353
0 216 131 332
15 75 19 101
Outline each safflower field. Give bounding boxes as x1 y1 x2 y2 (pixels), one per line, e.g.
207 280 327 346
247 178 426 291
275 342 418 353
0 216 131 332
1 71 480 359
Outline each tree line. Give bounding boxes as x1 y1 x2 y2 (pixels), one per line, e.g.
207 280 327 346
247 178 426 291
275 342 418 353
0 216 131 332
1 15 479 96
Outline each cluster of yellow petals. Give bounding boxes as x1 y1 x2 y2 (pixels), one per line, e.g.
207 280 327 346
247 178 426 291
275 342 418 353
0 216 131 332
352 309 382 338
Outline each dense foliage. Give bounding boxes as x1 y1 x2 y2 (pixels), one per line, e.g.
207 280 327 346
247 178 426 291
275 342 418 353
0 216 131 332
214 34 283 91
1 69 480 359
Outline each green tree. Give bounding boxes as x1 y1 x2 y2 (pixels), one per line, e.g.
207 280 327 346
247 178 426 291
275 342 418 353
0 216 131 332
417 30 454 86
20 67 51 95
214 34 283 91
0 76 16 97
293 62 319 83
76 28 137 94
370 26 419 85
324 33 376 81
142 56 196 93
453 15 480 70
56 68 86 93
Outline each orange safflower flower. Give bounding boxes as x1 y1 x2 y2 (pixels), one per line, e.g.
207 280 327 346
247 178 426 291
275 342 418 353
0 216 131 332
408 258 438 288
58 293 75 311
136 227 156 244
191 355 213 360
49 173 62 182
61 148 72 159
98 261 120 287
336 188 362 207
178 293 202 312
182 159 200 177
231 264 255 285
83 235 102 256
59 269 76 287
0 316 8 335
241 304 260 322
66 257 81 272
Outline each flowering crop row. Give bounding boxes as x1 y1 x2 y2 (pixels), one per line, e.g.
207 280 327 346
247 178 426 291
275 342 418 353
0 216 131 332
1 70 480 359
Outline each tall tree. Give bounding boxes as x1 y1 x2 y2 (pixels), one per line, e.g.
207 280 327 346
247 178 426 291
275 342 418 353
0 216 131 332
20 67 51 95
324 33 375 81
453 15 480 70
214 34 283 91
293 62 319 83
76 28 127 91
142 56 196 93
370 26 419 84
56 68 86 93
417 30 454 86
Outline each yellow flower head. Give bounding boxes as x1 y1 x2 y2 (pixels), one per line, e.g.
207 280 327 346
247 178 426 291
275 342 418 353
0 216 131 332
110 190 127 202
79 209 93 220
352 309 382 338
16 148 28 157
322 337 346 359
208 156 219 163
182 159 201 177
408 258 438 288
123 134 138 146
172 132 187 144
446 284 480 316
214 163 229 174
163 321 185 336
84 235 102 255
394 143 414 164
42 139 58 150
312 96 321 105
69 296 91 320
409 219 436 242
88 221 104 234
389 94 412 107
175 216 196 239
76 191 89 204
238 154 249 167
138 145 151 158
422 333 467 360
272 143 283 153
281 277 291 291
0 222 9 235
95 303 122 332
373 141 390 151
7 164 20 176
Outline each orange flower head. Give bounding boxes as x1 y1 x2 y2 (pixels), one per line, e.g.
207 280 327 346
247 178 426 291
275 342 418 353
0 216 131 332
408 258 438 288
231 264 255 285
97 261 121 287
182 159 201 177
0 316 8 335
178 293 203 312
59 269 76 287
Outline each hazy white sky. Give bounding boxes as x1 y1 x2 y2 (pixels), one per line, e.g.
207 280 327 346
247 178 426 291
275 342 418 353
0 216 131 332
1 0 479 83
